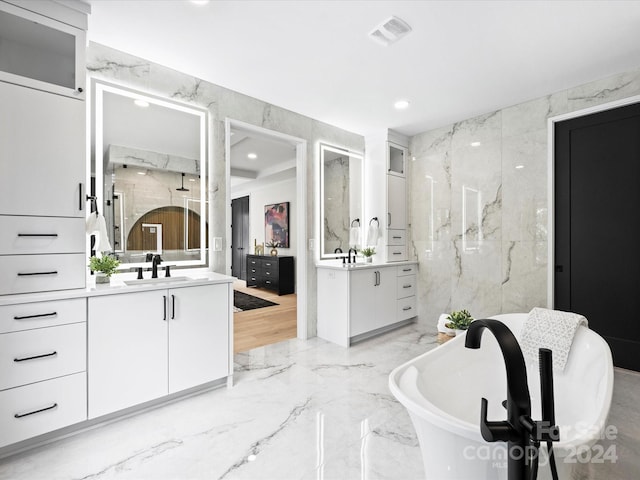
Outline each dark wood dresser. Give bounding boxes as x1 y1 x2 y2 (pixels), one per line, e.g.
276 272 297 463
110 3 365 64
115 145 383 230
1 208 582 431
246 255 295 295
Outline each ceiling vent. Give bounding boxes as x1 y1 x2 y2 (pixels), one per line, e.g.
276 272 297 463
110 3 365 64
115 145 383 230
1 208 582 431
368 16 412 47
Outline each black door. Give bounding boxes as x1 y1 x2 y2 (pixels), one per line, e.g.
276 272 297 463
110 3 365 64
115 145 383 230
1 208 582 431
231 196 250 280
555 102 640 371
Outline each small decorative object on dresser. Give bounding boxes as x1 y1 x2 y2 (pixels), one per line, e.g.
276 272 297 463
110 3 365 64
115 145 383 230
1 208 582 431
89 254 120 284
266 240 278 256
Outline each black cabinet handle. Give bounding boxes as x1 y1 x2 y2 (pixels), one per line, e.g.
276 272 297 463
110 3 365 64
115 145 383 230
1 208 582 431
171 295 175 319
393 236 402 239
17 271 58 276
403 306 413 311
393 252 402 255
17 233 58 238
403 284 412 288
79 183 84 211
402 268 412 272
163 296 167 321
13 312 57 320
14 351 57 362
14 403 58 419
388 213 391 227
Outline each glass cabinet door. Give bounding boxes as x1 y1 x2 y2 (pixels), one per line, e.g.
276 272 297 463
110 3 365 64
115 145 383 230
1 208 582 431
388 142 406 176
0 3 85 98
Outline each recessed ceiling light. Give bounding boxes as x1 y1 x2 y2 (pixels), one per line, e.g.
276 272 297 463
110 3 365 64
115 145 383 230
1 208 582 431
137 171 146 175
190 0 210 5
134 99 149 108
247 153 257 159
515 165 525 169
188 178 196 182
394 100 410 110
470 141 481 147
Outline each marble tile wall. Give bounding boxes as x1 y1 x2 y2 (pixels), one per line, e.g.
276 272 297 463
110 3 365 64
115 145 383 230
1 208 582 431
323 156 351 253
409 67 640 325
87 42 364 337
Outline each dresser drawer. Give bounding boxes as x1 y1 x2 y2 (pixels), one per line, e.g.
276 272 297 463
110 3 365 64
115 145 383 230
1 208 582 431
0 253 85 295
397 264 417 276
0 372 87 448
0 322 86 390
0 216 84 255
397 275 416 299
397 296 417 321
386 245 407 262
387 229 406 246
0 298 86 334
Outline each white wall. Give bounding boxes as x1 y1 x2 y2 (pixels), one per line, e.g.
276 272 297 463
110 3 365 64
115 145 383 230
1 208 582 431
233 176 297 258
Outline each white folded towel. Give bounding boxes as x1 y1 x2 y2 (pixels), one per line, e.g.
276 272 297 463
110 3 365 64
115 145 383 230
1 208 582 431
521 307 588 371
367 224 380 247
349 226 360 247
86 212 113 253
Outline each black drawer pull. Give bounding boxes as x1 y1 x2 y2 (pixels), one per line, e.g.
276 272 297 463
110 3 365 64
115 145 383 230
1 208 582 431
392 236 402 239
403 306 413 311
17 233 59 238
402 268 412 272
392 252 402 255
163 296 167 321
13 312 57 320
171 295 175 320
403 284 412 288
14 403 58 419
14 351 57 362
17 271 58 276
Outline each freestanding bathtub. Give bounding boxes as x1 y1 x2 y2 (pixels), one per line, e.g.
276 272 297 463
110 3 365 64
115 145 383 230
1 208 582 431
389 313 614 480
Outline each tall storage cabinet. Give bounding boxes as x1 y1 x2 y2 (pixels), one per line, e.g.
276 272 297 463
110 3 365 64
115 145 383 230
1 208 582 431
365 131 409 262
0 0 88 296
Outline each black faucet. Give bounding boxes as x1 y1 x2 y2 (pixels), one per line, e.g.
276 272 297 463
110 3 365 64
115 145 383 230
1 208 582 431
334 247 345 264
348 248 357 264
465 319 560 480
151 254 162 279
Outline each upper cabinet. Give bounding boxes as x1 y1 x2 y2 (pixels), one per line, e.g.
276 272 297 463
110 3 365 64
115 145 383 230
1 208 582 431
387 142 407 177
0 1 87 99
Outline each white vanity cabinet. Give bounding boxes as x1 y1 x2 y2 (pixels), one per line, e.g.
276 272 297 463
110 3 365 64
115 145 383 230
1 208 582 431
88 283 230 419
0 298 87 448
317 262 418 347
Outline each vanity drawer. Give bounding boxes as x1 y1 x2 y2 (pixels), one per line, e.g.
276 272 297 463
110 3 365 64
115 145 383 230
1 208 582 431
0 216 84 255
397 275 416 299
0 322 86 390
386 245 407 262
397 296 417 321
0 253 85 295
0 298 86 334
0 372 87 448
387 229 406 246
397 264 417 276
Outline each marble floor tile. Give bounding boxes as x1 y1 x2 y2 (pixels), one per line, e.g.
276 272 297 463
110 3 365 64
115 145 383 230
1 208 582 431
0 322 638 480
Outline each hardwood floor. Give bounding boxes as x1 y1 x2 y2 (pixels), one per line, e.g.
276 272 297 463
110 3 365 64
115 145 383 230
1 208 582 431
233 280 297 353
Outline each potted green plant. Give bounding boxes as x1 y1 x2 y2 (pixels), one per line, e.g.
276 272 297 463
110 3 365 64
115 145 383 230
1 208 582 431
361 247 376 263
445 309 474 336
89 254 120 284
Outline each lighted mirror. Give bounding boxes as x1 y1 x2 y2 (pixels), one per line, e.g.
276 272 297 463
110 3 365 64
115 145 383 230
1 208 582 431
319 143 363 259
92 80 208 268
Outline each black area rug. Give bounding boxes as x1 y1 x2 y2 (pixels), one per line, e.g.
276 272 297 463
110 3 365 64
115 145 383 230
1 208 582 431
234 290 278 312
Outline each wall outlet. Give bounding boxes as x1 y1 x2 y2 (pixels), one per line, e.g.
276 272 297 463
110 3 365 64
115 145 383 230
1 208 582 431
309 239 315 251
213 237 222 251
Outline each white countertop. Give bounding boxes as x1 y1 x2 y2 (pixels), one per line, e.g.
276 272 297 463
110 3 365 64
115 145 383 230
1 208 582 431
0 269 235 306
315 260 418 271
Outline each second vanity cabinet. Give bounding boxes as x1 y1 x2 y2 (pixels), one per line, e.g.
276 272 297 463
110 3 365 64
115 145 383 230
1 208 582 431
88 283 230 419
317 262 417 347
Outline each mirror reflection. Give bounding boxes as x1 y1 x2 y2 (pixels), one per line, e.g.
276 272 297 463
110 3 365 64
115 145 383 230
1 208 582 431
93 81 208 268
319 144 363 258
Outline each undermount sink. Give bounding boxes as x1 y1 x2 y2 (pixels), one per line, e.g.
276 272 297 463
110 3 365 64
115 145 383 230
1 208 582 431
343 262 370 268
123 276 189 286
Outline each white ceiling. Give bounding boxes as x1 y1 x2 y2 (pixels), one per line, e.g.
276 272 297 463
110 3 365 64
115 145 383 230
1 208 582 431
88 0 640 137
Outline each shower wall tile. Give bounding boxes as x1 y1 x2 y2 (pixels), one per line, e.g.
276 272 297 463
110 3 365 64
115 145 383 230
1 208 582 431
410 67 640 327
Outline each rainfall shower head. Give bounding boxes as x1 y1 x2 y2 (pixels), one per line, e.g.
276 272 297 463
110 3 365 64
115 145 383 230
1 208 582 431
176 172 190 192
